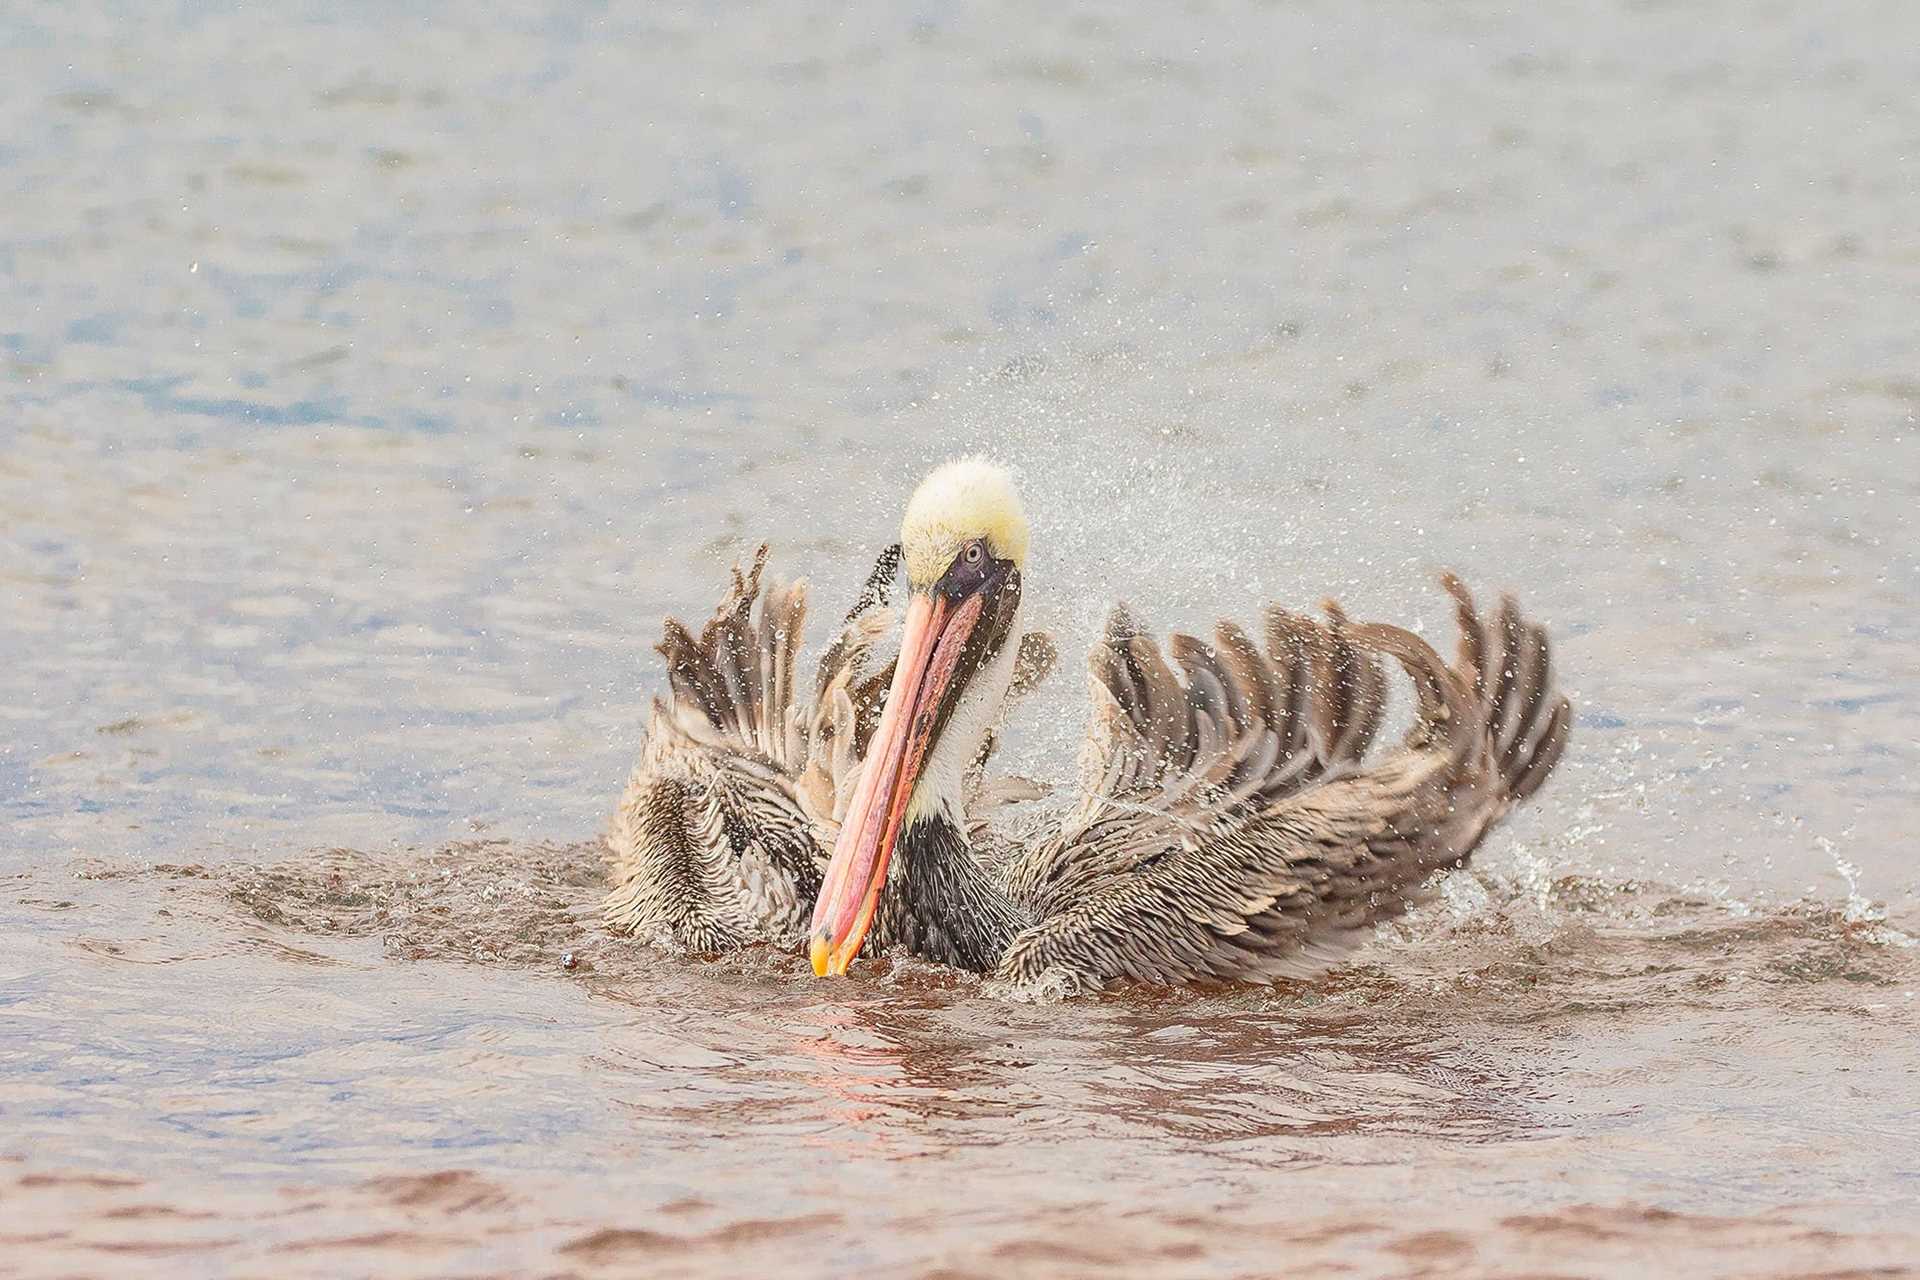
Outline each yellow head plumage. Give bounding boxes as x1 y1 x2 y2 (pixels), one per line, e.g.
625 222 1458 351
900 457 1030 588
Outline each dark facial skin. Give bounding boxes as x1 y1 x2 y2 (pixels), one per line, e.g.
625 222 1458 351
918 538 1022 759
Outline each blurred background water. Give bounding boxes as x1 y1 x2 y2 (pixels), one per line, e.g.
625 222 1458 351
2 3 1917 1276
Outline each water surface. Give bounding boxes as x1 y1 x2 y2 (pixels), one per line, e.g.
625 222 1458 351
3 1 1917 1275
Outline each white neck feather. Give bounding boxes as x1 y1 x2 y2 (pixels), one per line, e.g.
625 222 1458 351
905 605 1024 827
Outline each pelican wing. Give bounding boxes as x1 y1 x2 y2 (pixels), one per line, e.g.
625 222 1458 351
995 577 1570 989
605 544 895 948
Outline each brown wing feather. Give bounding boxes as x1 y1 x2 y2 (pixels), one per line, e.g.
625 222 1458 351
606 545 830 948
1002 600 1388 921
609 543 917 945
996 575 1572 990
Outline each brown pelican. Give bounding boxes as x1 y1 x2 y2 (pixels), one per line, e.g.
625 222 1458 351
803 459 1572 990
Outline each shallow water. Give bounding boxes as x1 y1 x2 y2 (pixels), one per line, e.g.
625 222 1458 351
4 1 1918 1275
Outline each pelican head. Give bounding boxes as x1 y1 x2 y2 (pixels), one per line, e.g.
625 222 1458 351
808 459 1030 976
899 456 1030 588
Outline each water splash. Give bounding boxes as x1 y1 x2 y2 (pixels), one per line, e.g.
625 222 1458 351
1821 834 1917 949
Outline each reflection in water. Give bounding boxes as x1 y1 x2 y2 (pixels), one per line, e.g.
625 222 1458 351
6 838 1919 1276
1086 1003 1545 1153
792 1000 927 1160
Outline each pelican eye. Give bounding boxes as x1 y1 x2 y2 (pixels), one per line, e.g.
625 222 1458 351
964 542 985 566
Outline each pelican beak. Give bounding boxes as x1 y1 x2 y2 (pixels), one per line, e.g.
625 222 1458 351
809 588 984 976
